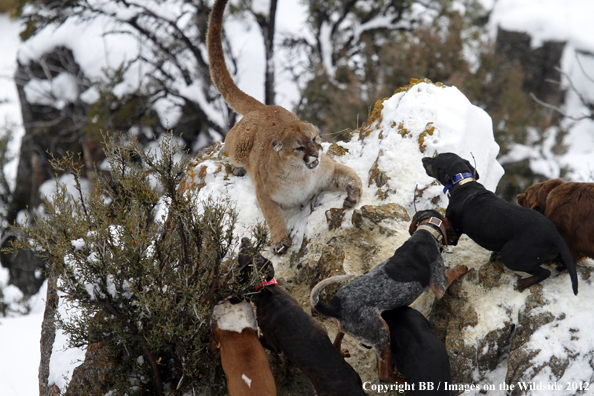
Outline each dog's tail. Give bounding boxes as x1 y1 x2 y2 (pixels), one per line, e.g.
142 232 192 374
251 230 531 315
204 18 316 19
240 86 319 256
310 274 355 318
554 234 578 295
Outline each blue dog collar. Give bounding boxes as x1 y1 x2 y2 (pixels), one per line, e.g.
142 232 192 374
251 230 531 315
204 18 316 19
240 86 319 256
443 172 475 194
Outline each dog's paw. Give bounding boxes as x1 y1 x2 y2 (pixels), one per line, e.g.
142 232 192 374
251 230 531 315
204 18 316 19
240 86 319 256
455 264 469 276
516 278 532 292
272 236 292 255
341 348 351 358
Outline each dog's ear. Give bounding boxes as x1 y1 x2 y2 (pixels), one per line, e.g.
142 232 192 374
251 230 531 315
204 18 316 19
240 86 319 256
256 255 275 281
461 158 480 180
536 179 564 212
238 238 253 268
442 217 460 246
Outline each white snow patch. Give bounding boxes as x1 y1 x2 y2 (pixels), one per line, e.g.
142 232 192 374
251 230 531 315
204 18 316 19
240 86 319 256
212 300 257 333
48 286 87 391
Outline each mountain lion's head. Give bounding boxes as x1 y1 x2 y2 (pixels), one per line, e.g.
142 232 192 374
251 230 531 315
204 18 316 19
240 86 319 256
272 121 322 170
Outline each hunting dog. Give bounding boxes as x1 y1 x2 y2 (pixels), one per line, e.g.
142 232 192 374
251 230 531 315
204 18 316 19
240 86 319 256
517 179 594 264
310 210 468 383
238 239 366 396
422 152 578 295
382 306 454 396
212 298 276 396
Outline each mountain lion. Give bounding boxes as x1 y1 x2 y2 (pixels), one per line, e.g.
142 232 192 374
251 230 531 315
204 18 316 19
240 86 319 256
207 0 363 254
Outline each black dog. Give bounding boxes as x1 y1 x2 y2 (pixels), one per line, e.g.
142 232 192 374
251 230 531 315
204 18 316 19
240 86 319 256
422 152 578 295
383 306 453 396
310 210 468 383
238 239 366 396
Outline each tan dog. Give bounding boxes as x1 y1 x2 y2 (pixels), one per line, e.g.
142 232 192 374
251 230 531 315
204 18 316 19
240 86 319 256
517 179 594 263
212 299 276 396
207 0 362 254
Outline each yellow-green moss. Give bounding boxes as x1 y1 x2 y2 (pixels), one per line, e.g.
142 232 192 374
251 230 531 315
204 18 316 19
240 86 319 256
398 124 411 138
418 122 436 152
359 98 388 139
393 78 446 95
327 143 349 157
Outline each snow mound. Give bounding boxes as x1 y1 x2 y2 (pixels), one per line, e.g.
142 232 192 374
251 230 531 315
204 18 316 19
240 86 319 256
183 80 504 253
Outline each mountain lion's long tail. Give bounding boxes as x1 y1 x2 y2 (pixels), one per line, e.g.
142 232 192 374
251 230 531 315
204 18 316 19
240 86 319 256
310 274 355 318
207 0 264 115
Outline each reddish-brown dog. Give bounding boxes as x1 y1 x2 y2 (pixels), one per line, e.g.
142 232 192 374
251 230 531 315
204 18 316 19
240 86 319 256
517 179 594 264
212 298 276 396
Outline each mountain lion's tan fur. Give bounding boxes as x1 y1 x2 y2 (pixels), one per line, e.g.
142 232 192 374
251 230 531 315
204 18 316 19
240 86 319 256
207 0 362 254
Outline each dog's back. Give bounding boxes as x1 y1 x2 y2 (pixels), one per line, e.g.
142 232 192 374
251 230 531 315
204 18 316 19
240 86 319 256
256 286 366 396
315 230 443 323
446 183 558 251
383 307 453 396
540 181 594 261
213 300 276 396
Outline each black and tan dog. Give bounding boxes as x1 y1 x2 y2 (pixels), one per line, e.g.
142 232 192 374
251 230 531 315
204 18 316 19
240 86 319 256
422 152 578 295
382 306 453 395
238 239 366 396
310 210 468 384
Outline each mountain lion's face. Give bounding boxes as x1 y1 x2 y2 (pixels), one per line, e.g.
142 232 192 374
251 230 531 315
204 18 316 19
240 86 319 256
273 122 323 170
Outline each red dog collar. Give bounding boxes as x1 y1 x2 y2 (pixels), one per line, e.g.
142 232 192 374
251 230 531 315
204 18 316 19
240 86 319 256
255 278 278 291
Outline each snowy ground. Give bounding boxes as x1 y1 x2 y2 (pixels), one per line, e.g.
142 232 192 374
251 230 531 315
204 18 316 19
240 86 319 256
0 269 45 396
1 0 594 395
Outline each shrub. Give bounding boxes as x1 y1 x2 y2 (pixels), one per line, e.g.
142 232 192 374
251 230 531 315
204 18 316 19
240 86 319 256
9 132 268 395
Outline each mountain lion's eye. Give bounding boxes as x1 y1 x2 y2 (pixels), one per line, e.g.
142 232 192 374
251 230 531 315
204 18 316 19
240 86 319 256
295 147 305 151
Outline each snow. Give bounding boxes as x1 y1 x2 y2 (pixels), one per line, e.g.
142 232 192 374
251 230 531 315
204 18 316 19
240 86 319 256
0 14 24 192
0 280 46 396
48 288 86 391
38 173 91 203
213 300 258 333
489 0 594 182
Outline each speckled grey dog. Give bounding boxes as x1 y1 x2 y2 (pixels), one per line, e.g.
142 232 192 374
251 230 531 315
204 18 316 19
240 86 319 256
310 210 468 384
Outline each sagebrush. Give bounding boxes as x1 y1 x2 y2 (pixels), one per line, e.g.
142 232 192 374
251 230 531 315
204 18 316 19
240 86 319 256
10 133 268 395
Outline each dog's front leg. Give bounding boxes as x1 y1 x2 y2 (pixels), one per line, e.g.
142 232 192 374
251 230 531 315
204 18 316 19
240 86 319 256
431 265 468 299
446 265 469 288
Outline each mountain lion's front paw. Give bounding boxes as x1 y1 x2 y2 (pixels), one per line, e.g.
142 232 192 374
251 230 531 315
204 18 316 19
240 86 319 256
272 236 292 255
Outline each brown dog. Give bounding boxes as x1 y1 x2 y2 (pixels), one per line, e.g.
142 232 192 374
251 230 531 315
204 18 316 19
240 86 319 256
517 179 594 263
212 298 276 396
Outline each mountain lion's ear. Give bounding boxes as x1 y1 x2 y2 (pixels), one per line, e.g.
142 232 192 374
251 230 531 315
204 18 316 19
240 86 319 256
272 139 283 152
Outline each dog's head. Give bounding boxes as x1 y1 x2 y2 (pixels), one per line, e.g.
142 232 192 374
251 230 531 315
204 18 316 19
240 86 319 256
409 209 460 246
516 179 564 213
237 238 276 289
422 153 479 186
